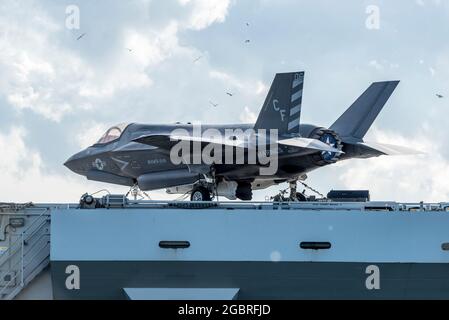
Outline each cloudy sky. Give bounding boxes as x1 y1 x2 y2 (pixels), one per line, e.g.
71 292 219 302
0 0 448 203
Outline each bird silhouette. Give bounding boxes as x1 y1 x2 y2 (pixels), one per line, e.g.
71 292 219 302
209 101 219 107
226 92 233 97
436 94 444 98
76 33 86 41
244 39 250 44
193 56 203 63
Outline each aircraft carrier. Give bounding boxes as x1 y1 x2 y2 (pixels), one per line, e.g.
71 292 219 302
2 196 449 300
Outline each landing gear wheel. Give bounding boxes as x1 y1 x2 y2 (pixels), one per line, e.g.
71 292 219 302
191 186 211 202
295 192 307 202
236 182 253 201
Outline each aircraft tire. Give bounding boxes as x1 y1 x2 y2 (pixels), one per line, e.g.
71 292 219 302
191 186 211 201
236 182 253 201
295 192 307 202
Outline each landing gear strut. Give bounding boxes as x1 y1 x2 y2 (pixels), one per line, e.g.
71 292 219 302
190 165 217 202
289 181 307 202
289 181 297 201
126 184 151 201
271 180 307 202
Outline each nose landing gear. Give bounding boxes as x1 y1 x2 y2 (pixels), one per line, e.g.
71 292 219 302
126 184 152 201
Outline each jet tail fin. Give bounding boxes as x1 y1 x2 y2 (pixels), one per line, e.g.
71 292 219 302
254 72 305 137
330 81 400 141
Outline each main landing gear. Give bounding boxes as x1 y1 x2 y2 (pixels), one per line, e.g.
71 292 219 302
271 180 307 202
189 166 253 202
190 185 212 202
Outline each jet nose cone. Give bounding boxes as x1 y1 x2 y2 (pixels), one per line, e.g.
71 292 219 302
64 158 74 170
64 157 77 173
64 152 87 175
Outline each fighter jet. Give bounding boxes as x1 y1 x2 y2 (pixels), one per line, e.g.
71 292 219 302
65 71 416 201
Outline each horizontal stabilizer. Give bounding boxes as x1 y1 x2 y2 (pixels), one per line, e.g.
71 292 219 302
358 141 423 156
278 137 344 154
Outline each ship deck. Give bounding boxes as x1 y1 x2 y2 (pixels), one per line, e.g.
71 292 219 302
1 198 449 300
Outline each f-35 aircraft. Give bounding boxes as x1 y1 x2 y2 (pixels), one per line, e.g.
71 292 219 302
65 71 414 201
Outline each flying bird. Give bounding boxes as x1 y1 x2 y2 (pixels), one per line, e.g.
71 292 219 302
244 39 250 44
209 101 219 107
246 22 250 27
226 92 233 97
436 94 444 98
193 56 203 63
76 33 86 41
126 48 133 52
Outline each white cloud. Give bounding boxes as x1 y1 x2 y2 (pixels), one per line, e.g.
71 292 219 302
368 59 400 71
239 106 257 123
75 122 109 149
209 69 245 89
255 81 268 96
368 60 384 71
0 2 79 121
0 0 228 122
415 0 442 6
0 127 28 173
0 0 237 202
0 2 131 121
178 0 232 30
338 128 449 202
416 0 425 6
0 126 176 203
209 70 269 97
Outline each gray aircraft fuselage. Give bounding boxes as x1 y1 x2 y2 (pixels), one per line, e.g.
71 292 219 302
65 72 405 200
64 122 379 191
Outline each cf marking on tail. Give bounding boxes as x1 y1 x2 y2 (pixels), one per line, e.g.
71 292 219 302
272 99 286 122
255 71 305 136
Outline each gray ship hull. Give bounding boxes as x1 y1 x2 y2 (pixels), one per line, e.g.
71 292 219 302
52 261 449 300
49 202 449 300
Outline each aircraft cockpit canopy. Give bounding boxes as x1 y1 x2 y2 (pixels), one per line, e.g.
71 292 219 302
96 123 130 145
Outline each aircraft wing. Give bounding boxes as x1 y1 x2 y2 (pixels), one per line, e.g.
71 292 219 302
133 134 177 149
170 134 247 148
135 134 343 153
133 134 248 149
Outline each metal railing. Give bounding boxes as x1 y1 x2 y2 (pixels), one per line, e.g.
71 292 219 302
3 199 449 213
99 198 449 212
0 209 51 300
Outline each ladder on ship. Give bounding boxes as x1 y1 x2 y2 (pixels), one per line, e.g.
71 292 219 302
0 206 51 300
